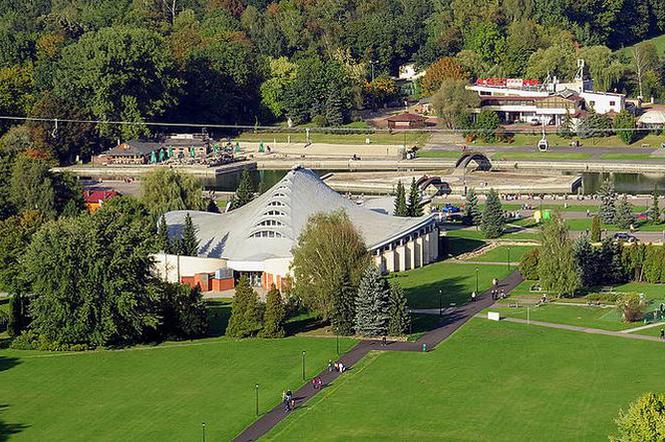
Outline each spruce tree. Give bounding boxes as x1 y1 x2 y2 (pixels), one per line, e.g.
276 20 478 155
156 215 172 253
614 194 634 229
226 276 263 338
7 293 28 337
598 178 617 224
260 284 286 338
387 281 410 336
464 188 481 226
325 91 344 126
591 215 602 242
558 109 575 138
331 271 356 335
230 168 255 210
573 235 598 288
406 178 423 217
353 266 390 337
649 188 660 224
481 189 504 239
180 213 199 256
393 180 408 216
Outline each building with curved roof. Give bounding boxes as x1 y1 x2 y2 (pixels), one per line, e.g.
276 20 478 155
638 110 665 128
158 166 439 290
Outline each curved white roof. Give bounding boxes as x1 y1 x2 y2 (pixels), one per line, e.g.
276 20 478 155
165 167 434 262
638 110 665 125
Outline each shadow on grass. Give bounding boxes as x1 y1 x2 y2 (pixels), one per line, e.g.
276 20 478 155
444 238 486 258
207 300 232 337
0 404 27 442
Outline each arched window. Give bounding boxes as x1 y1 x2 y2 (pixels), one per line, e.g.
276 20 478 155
257 219 283 227
267 201 284 207
272 192 287 198
262 210 286 217
250 230 283 238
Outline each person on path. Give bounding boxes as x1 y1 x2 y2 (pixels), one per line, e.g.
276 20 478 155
471 291 476 302
492 278 498 287
500 289 505 299
660 328 664 341
311 378 318 389
328 360 333 372
316 377 323 389
382 336 387 346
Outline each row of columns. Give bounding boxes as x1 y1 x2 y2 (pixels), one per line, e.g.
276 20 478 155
374 228 440 273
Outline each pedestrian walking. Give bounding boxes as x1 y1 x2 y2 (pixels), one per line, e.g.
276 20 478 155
500 289 505 299
382 336 387 346
492 278 498 287
328 359 333 372
660 328 664 341
471 291 476 302
311 378 318 389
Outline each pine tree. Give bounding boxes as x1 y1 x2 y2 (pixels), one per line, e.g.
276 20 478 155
331 271 356 335
614 194 634 229
260 284 286 338
354 266 390 337
598 178 617 224
230 168 255 210
558 108 575 138
7 293 28 337
226 276 262 338
387 281 410 336
156 215 172 253
464 187 481 226
393 180 408 216
481 189 504 239
325 91 344 126
573 235 598 287
649 188 660 224
406 177 423 217
180 213 199 256
591 215 602 242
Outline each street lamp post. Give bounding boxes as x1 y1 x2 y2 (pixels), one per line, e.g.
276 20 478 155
255 384 259 417
302 351 306 381
438 289 442 316
336 333 340 356
507 247 511 271
370 60 377 82
202 422 206 442
475 267 479 294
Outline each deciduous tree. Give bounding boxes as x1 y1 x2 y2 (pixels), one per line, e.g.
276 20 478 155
611 392 665 442
141 168 204 215
537 213 580 297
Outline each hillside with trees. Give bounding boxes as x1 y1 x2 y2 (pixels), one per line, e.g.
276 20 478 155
0 1 664 162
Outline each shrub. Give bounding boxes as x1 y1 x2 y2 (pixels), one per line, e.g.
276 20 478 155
616 292 647 322
585 293 620 303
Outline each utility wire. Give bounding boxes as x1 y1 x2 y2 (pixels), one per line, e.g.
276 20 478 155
0 114 655 134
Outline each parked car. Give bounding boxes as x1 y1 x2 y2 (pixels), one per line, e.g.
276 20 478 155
613 232 638 243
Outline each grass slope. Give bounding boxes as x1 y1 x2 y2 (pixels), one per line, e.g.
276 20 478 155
390 262 512 308
466 245 534 263
267 319 665 441
0 337 354 441
488 304 635 331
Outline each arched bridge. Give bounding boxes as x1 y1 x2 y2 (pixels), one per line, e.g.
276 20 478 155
454 152 492 172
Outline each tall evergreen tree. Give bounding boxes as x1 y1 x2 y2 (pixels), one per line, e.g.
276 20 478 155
537 214 580 297
156 215 171 253
179 213 199 256
558 109 575 138
230 168 255 210
573 235 598 288
464 187 481 226
406 178 423 217
387 281 410 337
614 194 634 229
331 271 356 335
354 266 390 337
7 293 29 337
226 276 263 338
325 91 344 126
591 215 602 242
260 284 286 338
648 188 660 224
598 178 617 224
393 180 408 216
481 189 504 239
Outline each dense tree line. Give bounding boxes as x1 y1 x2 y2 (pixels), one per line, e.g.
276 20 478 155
1 0 665 163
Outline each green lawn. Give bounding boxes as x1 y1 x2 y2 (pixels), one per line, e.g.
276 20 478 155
466 245 535 263
564 218 665 232
617 33 665 57
236 131 431 147
488 304 636 331
390 262 513 308
442 237 486 258
266 318 665 441
488 133 665 148
598 153 662 161
0 335 355 441
492 152 594 161
608 282 665 301
445 227 540 241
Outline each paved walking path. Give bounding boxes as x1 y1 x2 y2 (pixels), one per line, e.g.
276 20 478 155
619 321 665 334
479 315 663 342
233 271 524 441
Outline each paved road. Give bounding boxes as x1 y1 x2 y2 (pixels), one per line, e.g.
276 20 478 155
233 271 524 441
425 144 657 156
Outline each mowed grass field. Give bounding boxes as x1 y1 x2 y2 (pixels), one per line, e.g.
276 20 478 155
0 336 355 441
488 304 636 331
266 319 665 441
466 245 535 263
236 130 431 147
390 262 513 308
